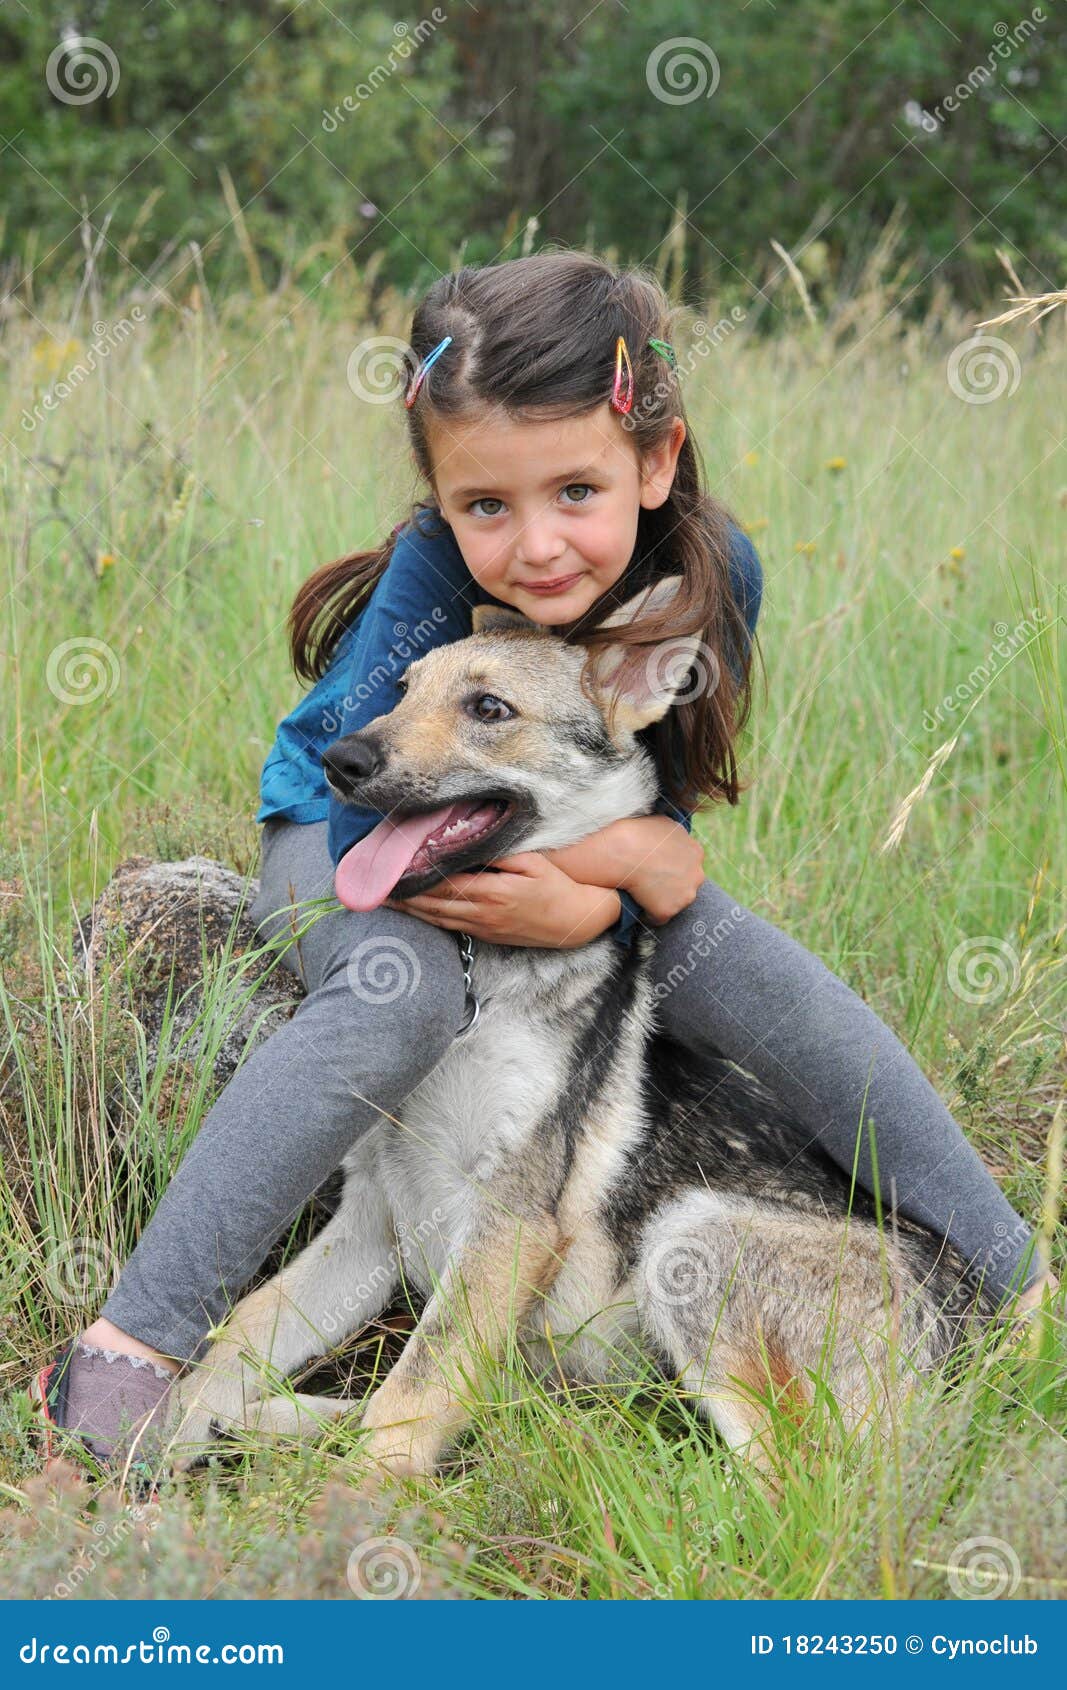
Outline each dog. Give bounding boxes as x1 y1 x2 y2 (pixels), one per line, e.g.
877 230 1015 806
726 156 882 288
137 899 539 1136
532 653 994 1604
173 583 991 1479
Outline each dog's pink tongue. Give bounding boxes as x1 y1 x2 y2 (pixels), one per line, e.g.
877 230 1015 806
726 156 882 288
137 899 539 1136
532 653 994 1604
334 805 459 912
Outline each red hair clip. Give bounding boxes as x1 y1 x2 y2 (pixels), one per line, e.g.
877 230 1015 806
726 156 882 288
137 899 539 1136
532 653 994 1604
610 334 635 414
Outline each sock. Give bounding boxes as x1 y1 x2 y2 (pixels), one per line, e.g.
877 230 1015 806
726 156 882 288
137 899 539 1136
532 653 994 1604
57 1342 176 1466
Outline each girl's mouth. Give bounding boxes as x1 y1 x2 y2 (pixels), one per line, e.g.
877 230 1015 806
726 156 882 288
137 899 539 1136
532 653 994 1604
519 572 584 596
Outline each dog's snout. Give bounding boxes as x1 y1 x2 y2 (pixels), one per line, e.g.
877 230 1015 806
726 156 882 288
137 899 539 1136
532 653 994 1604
323 733 384 793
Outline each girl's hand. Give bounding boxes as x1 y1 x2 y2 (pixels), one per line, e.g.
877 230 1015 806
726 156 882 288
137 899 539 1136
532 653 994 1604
386 854 622 948
542 816 704 925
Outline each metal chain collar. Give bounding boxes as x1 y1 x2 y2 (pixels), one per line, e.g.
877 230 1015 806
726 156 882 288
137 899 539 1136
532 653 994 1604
453 930 481 1037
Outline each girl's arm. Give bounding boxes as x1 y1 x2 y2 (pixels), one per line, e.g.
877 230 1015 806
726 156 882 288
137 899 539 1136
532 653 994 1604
541 814 705 924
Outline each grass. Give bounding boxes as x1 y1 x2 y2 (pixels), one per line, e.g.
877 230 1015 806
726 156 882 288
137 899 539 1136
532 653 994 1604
0 256 1064 1598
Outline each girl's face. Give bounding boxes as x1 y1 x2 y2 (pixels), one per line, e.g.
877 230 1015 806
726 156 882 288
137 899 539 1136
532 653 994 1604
428 403 687 626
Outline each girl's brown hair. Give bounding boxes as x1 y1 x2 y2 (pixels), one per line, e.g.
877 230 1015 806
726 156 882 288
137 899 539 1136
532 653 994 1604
289 249 760 809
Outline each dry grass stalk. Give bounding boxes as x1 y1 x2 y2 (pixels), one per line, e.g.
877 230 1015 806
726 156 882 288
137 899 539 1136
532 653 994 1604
879 734 959 854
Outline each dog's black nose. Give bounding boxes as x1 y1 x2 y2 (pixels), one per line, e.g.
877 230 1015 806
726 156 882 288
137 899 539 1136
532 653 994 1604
323 734 384 792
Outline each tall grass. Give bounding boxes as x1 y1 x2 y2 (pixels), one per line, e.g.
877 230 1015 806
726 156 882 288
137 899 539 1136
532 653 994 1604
0 253 1063 1597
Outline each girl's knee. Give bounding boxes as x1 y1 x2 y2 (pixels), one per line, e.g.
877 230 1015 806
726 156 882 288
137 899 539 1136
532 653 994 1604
314 919 467 1055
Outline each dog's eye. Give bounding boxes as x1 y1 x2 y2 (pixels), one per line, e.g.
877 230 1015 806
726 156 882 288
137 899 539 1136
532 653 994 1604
470 692 515 722
396 674 408 695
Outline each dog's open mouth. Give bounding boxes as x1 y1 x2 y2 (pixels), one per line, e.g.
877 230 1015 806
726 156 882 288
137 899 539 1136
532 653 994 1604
335 798 513 912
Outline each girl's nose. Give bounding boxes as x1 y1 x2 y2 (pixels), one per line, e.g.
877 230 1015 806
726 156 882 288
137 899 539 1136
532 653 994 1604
514 518 567 568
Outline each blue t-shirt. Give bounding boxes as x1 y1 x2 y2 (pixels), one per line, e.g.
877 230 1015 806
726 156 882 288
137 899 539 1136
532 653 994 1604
258 508 762 943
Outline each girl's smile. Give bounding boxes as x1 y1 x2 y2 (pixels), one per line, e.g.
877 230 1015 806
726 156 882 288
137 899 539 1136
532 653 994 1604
429 401 686 626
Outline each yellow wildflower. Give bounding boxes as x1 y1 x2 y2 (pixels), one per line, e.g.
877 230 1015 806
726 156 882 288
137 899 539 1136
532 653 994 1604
825 456 846 472
96 552 116 578
795 541 817 555
949 546 965 560
742 450 760 467
32 336 82 376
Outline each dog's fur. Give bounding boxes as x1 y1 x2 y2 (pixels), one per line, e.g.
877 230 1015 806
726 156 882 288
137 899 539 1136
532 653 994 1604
174 591 991 1478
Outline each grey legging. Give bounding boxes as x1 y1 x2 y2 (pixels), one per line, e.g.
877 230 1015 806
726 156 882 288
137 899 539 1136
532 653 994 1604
99 818 1037 1361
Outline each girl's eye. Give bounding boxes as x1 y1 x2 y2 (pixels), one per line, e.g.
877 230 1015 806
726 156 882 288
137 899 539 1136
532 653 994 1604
470 693 515 722
467 485 595 518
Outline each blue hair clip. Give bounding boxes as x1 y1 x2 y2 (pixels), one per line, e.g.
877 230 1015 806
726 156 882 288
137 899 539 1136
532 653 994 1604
404 334 453 408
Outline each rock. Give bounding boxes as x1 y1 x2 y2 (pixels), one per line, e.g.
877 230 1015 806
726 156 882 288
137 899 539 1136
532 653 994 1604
74 855 305 1097
72 854 344 1309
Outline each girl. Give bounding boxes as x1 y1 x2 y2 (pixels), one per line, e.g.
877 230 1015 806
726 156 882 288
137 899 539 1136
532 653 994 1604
33 251 1050 1476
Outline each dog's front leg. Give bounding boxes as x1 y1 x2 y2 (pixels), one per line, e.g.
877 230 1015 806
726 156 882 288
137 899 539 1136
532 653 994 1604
360 1207 567 1479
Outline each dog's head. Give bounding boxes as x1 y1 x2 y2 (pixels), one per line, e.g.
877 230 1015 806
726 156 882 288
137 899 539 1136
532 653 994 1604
325 579 701 911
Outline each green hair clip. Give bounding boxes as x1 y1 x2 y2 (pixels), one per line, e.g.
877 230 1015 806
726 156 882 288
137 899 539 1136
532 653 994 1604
647 337 677 368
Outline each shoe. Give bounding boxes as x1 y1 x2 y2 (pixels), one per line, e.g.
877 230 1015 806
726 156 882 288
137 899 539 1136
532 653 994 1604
29 1339 173 1497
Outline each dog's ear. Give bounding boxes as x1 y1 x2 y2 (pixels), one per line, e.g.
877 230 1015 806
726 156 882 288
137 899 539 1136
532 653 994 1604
587 577 713 733
471 604 541 636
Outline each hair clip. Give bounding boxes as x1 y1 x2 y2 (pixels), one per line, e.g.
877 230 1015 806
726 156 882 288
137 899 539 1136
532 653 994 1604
648 337 677 368
610 334 634 414
404 334 453 408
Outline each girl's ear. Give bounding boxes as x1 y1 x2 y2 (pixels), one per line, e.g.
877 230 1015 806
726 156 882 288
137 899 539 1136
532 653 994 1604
588 576 710 733
471 604 541 635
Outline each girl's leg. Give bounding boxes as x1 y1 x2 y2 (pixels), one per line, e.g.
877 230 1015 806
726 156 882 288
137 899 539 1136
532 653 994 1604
88 818 468 1364
648 879 1039 1305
